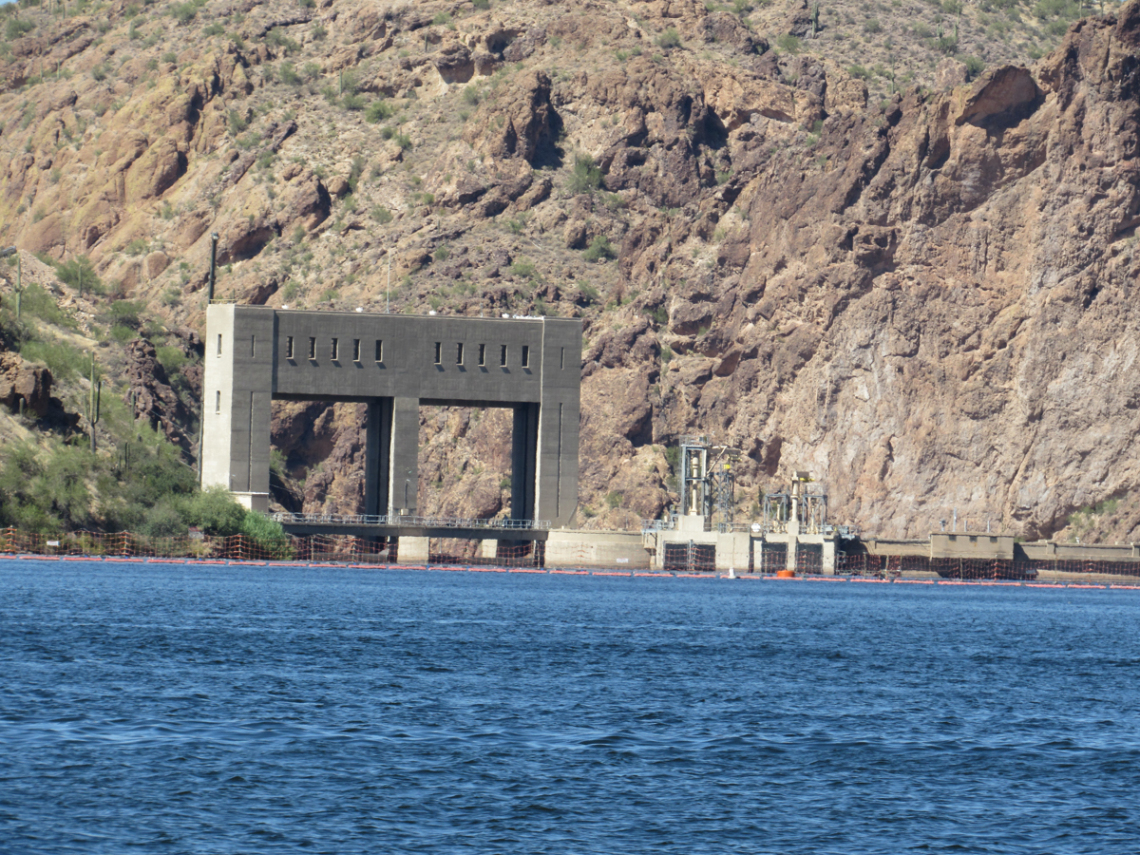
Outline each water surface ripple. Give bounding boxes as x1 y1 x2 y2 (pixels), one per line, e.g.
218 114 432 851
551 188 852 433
2 561 1139 853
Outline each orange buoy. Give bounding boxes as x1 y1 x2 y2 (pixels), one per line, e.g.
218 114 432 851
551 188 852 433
776 569 796 579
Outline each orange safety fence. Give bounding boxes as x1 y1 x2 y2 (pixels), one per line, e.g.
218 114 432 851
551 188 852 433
4 526 1140 579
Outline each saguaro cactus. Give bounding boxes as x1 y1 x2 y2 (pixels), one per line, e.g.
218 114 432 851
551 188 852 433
88 352 102 453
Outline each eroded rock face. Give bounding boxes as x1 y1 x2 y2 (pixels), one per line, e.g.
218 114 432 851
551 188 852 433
125 339 193 453
0 352 53 416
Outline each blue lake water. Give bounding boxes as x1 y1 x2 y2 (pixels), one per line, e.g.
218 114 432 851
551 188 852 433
2 561 1140 853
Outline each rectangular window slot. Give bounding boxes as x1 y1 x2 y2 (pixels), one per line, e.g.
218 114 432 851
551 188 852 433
251 335 256 357
456 343 464 365
308 337 316 360
375 340 384 362
215 390 221 413
353 339 361 362
216 334 222 356
434 342 442 365
560 346 564 370
331 338 339 361
500 345 508 367
521 345 530 368
478 344 486 367
286 336 294 359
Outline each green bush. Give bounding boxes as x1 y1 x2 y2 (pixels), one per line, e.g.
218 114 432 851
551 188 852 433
963 56 985 80
56 256 103 295
473 0 490 8
582 235 616 262
371 206 393 224
19 339 88 380
155 345 187 373
109 299 145 329
656 27 681 48
775 33 802 53
266 26 300 53
180 486 247 536
16 283 69 326
279 61 302 85
365 100 394 123
241 511 292 558
142 501 188 538
567 153 602 195
6 18 35 39
110 325 136 343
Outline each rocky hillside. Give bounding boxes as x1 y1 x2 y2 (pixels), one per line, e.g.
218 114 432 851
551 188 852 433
2 0 1140 542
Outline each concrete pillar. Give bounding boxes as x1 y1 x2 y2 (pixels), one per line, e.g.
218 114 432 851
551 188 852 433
364 397 393 516
715 532 751 571
512 403 538 522
397 536 430 563
389 396 419 515
822 539 836 575
537 322 581 527
787 537 798 572
201 305 275 510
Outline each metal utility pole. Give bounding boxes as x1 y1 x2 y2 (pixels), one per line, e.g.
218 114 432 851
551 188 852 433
208 232 219 302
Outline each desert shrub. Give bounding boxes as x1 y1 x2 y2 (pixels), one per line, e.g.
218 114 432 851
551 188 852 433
656 27 681 48
6 17 35 39
155 345 187 373
775 33 802 53
567 153 602 195
241 511 292 558
179 486 247 536
109 299 145 329
582 235 616 262
279 61 302 85
963 55 985 79
19 338 88 380
56 255 103 295
365 100 394 122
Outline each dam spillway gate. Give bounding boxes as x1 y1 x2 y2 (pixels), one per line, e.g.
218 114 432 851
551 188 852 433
201 305 581 545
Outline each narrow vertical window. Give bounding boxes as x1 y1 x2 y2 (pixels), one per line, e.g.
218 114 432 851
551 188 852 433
478 344 486 367
217 334 222 356
521 345 530 368
456 343 464 365
251 335 256 357
353 339 361 362
331 338 339 361
434 342 442 364
500 345 508 367
286 336 294 359
560 346 565 370
308 337 316 360
215 390 221 413
375 340 384 362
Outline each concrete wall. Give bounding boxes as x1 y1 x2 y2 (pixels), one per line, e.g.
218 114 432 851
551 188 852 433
545 529 649 569
930 532 1015 561
202 306 580 527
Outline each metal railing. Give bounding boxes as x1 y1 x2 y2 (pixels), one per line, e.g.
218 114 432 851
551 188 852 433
270 512 550 531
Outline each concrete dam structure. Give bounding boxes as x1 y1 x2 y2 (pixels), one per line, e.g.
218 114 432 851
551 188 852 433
201 305 581 529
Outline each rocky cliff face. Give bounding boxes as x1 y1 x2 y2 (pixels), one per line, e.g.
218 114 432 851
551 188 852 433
3 0 1140 541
